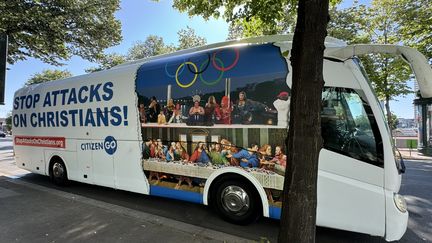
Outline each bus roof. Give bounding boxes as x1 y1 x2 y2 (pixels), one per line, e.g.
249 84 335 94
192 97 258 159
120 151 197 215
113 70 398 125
113 34 347 69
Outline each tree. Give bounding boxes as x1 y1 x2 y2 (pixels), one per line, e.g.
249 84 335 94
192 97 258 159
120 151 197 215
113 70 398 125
278 1 328 242
225 5 297 40
1 0 122 65
172 1 329 242
225 1 362 41
327 4 369 44
86 27 207 73
5 113 12 131
359 0 413 126
326 1 416 127
393 0 432 59
85 53 126 73
26 69 72 86
389 112 399 130
88 27 207 72
177 26 207 50
127 35 175 60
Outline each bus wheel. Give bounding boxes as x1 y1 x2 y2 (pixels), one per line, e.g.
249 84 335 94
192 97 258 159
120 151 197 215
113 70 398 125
50 160 68 186
214 179 261 224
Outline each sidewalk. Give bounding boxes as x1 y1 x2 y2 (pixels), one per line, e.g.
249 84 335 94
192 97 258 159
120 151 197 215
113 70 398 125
0 177 250 243
0 149 30 178
398 148 432 161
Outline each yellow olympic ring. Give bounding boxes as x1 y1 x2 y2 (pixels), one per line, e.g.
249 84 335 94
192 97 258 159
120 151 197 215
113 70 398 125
176 62 198 88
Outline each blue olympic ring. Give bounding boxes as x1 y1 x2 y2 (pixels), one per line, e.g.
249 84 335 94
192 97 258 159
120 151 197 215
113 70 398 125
165 60 185 78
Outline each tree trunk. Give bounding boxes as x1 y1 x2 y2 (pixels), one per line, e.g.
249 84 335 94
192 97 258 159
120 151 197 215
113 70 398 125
383 58 392 130
278 1 329 243
385 95 392 129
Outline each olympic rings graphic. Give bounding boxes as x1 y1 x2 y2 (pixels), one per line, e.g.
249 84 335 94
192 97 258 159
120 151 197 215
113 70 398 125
187 53 210 75
199 57 224 86
175 61 198 88
165 60 185 78
212 49 240 72
170 48 240 88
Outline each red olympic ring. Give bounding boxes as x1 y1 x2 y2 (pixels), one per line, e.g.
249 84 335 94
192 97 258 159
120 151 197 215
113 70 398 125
212 49 240 72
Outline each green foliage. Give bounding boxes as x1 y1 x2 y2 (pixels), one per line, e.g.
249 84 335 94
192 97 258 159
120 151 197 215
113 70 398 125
173 0 301 39
392 0 431 58
86 26 207 72
5 113 12 131
389 112 399 130
357 0 414 121
1 0 122 65
26 69 72 86
226 5 297 39
219 0 345 39
173 0 290 25
364 55 412 101
127 35 175 60
325 1 419 122
85 53 126 73
126 27 206 61
177 26 206 50
327 4 370 44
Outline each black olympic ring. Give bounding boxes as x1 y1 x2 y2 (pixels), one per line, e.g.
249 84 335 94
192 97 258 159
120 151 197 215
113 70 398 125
187 53 211 75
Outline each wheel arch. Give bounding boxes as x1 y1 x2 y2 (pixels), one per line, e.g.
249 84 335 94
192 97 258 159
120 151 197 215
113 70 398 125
203 167 269 217
47 154 68 177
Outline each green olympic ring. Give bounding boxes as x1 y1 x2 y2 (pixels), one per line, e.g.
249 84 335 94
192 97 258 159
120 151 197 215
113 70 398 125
176 61 198 88
199 57 224 86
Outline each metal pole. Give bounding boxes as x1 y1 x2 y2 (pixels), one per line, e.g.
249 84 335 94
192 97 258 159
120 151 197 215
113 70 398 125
0 33 8 105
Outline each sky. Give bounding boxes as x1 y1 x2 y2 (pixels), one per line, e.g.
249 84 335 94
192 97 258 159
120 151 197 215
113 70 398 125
1 0 418 119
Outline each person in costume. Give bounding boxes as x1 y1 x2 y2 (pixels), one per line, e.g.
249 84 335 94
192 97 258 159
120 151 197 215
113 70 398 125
190 142 210 163
187 95 205 125
230 143 260 168
204 95 221 126
273 91 290 127
219 96 233 124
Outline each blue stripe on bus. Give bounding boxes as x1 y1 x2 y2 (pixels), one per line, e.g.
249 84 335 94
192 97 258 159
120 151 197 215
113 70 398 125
150 185 204 204
269 206 281 219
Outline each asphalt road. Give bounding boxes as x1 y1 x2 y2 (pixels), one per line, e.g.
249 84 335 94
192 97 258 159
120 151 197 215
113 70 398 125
1 136 431 242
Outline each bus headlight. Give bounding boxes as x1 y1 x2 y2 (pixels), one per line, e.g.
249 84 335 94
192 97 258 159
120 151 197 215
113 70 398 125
393 193 407 213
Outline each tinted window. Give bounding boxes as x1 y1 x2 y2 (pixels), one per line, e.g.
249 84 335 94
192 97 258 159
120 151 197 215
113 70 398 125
321 87 384 167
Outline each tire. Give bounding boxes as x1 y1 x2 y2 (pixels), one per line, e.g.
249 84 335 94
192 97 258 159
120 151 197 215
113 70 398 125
213 179 261 225
50 160 68 186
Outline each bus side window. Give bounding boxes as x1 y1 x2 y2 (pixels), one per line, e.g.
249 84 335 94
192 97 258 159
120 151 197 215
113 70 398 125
321 87 384 167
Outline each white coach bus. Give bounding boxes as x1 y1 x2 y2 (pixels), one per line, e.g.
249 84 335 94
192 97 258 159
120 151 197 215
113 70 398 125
12 35 432 241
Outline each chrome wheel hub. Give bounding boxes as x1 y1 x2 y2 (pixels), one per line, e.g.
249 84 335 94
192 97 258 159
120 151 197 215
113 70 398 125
53 162 64 178
221 185 250 215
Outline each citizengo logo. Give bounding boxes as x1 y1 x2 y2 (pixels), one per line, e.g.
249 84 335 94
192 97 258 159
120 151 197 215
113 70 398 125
80 136 117 155
104 136 117 155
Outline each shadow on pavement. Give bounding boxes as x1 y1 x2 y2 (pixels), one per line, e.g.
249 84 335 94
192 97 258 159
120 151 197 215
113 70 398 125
16 173 410 243
0 145 13 151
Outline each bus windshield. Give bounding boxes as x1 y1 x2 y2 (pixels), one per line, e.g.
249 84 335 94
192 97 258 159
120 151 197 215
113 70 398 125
353 58 405 173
